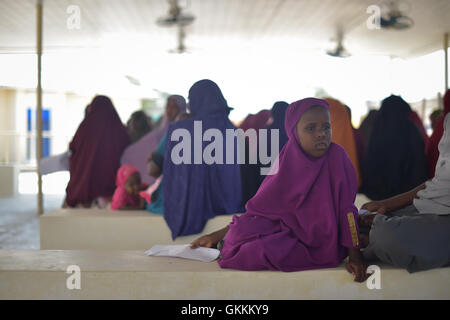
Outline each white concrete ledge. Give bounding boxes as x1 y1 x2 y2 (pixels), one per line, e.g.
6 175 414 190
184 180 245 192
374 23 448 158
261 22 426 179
0 250 449 299
40 195 371 250
40 209 235 250
0 165 18 197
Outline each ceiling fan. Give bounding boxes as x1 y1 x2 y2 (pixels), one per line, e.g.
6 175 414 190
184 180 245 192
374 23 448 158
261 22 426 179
125 75 141 86
379 0 414 30
156 0 196 53
169 24 188 54
326 28 351 58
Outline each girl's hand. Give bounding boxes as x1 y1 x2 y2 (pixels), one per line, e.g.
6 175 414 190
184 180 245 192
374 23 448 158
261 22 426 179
347 248 369 283
148 162 162 178
190 226 230 249
190 234 219 249
345 260 369 283
146 151 155 163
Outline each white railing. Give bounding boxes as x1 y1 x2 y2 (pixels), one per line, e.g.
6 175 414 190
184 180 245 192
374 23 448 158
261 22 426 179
0 131 71 168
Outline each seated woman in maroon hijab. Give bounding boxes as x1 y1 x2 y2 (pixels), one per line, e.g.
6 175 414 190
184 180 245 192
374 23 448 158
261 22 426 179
63 95 130 208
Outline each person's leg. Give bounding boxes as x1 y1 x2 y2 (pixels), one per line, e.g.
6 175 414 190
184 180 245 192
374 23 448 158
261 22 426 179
363 210 450 272
62 196 68 208
359 204 419 229
384 204 420 218
82 200 93 208
96 197 107 208
358 205 419 248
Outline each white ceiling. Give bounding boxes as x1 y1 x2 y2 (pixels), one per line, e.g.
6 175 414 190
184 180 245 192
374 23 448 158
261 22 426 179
0 0 449 58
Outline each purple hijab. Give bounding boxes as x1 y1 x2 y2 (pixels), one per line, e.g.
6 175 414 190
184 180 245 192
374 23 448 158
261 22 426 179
163 80 243 239
218 98 360 272
120 95 186 184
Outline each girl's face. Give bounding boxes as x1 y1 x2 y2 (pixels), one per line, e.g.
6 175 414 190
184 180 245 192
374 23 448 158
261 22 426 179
296 106 332 158
125 172 141 196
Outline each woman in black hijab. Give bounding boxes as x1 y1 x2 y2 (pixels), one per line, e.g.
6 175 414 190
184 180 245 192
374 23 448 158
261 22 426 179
267 101 289 150
362 95 428 200
126 110 153 143
241 101 289 205
359 110 378 148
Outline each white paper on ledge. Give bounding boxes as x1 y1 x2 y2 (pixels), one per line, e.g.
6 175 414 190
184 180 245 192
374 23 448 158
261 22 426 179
144 244 220 262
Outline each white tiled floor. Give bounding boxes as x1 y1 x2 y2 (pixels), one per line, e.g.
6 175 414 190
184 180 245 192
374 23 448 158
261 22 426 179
0 170 68 249
0 194 64 249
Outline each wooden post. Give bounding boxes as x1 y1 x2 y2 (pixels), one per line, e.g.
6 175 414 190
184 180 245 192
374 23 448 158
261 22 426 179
445 33 448 91
421 98 426 124
36 0 43 215
437 92 442 109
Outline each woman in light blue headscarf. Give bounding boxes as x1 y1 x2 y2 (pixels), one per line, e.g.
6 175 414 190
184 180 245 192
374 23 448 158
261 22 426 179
120 95 186 185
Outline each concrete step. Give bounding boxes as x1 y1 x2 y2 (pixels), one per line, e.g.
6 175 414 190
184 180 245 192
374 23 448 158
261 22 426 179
1 249 449 299
40 209 235 250
40 194 372 250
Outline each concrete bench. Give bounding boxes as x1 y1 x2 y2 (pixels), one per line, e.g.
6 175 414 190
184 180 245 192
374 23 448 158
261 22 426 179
40 194 372 250
0 249 449 299
40 209 236 250
0 165 19 197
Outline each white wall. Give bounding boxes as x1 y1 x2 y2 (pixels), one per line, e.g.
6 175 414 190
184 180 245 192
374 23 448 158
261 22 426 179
0 89 17 164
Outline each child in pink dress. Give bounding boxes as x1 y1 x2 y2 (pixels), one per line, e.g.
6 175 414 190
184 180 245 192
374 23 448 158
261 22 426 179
111 164 147 210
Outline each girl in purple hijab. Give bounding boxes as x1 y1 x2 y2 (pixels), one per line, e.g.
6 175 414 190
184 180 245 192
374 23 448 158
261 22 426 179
191 98 368 282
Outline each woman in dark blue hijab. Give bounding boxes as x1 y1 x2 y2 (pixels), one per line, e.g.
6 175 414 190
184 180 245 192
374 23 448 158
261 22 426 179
162 80 243 239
